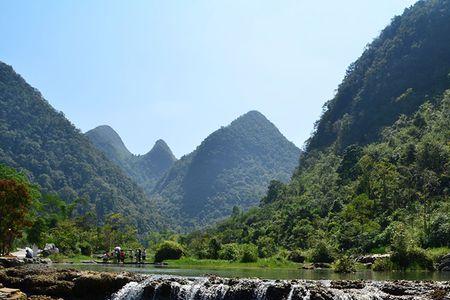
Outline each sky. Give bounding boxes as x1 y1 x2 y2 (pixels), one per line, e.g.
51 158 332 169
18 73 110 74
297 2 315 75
0 0 417 158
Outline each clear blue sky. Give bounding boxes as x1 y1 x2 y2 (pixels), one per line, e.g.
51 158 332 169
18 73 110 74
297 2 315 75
0 0 417 158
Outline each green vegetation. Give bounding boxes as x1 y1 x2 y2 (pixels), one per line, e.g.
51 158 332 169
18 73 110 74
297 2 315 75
333 256 356 273
153 110 301 230
0 165 39 255
86 126 176 193
0 61 166 232
179 0 450 271
154 241 185 262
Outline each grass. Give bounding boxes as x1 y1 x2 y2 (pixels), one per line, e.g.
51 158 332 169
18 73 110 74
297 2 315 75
165 257 300 269
48 253 94 263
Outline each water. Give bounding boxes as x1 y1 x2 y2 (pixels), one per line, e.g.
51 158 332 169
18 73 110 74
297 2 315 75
55 263 450 281
108 275 449 300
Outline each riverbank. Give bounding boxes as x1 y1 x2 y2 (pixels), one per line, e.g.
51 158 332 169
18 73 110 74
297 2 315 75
0 265 449 299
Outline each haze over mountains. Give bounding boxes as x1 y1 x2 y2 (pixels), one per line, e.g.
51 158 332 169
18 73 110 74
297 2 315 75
152 110 301 229
86 125 176 192
87 111 301 230
0 59 300 232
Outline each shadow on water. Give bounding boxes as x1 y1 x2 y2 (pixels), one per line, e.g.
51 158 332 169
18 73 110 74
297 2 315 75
55 263 450 281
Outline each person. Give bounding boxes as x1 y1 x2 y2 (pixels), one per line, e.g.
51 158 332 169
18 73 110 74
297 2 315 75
102 251 109 263
25 248 33 259
114 246 121 264
120 250 126 263
142 248 146 261
136 249 142 263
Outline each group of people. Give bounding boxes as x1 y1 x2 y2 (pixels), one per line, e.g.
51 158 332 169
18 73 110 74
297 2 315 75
102 246 147 264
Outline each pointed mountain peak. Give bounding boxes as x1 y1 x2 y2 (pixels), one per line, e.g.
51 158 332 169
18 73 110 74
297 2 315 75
145 139 176 162
85 125 131 159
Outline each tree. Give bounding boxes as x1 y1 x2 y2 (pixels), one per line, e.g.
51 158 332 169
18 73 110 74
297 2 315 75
0 179 34 255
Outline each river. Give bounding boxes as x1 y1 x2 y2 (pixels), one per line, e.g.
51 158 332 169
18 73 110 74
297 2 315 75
54 263 450 281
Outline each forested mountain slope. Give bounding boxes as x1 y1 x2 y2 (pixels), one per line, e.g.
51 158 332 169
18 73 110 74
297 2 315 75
86 126 176 192
308 0 450 151
0 61 165 231
153 111 301 230
194 0 450 254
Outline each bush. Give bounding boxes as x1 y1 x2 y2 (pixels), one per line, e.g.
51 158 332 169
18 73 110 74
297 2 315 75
207 238 221 259
219 243 241 261
407 247 434 270
390 224 433 270
240 244 258 263
372 257 394 271
334 256 356 273
154 241 184 262
311 242 334 263
256 236 278 258
288 249 306 263
78 242 93 256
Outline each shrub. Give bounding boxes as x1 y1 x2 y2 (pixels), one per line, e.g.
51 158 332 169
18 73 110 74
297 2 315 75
334 256 356 273
256 236 278 258
372 258 394 271
288 249 306 263
154 241 184 262
240 244 258 263
207 238 221 259
78 242 93 256
407 247 434 270
219 243 241 261
311 241 334 263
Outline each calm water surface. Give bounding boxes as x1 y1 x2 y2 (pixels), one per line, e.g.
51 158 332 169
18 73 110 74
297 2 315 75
55 263 450 281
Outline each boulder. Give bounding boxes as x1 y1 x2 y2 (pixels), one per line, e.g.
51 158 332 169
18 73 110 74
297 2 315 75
437 253 450 271
0 287 27 300
0 258 25 269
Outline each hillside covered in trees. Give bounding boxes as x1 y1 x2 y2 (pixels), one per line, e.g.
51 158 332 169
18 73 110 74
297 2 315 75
152 111 301 230
86 125 176 193
186 0 450 258
0 61 166 232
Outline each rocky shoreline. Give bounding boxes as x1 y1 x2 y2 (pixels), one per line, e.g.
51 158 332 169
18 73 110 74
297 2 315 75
0 265 448 300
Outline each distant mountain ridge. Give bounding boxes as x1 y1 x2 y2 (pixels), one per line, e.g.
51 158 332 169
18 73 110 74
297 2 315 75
0 61 165 231
152 110 301 230
86 126 176 193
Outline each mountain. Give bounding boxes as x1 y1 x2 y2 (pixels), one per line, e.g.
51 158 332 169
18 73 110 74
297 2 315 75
152 110 301 230
196 0 450 254
86 126 176 193
308 0 450 152
0 61 165 231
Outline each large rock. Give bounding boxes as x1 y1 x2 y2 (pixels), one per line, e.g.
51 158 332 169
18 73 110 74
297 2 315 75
437 253 450 271
0 287 27 300
0 258 25 269
0 266 141 300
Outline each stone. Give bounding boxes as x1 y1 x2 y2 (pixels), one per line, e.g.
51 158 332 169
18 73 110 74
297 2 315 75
0 287 27 300
437 253 450 271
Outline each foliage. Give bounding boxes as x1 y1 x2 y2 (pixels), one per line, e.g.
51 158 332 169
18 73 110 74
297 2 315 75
310 241 335 263
0 62 166 232
219 244 241 261
154 241 185 262
333 256 356 273
240 244 258 263
0 165 37 255
287 250 306 263
372 258 394 272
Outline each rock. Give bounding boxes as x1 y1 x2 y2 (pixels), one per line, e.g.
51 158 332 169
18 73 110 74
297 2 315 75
0 266 141 300
330 280 365 289
437 253 450 271
312 263 331 269
0 287 27 300
0 258 25 269
355 254 390 264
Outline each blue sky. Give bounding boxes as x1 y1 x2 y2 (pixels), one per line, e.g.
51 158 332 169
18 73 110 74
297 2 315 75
0 0 417 157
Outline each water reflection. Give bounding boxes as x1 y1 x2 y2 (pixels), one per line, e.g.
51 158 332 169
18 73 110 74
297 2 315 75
55 263 450 281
